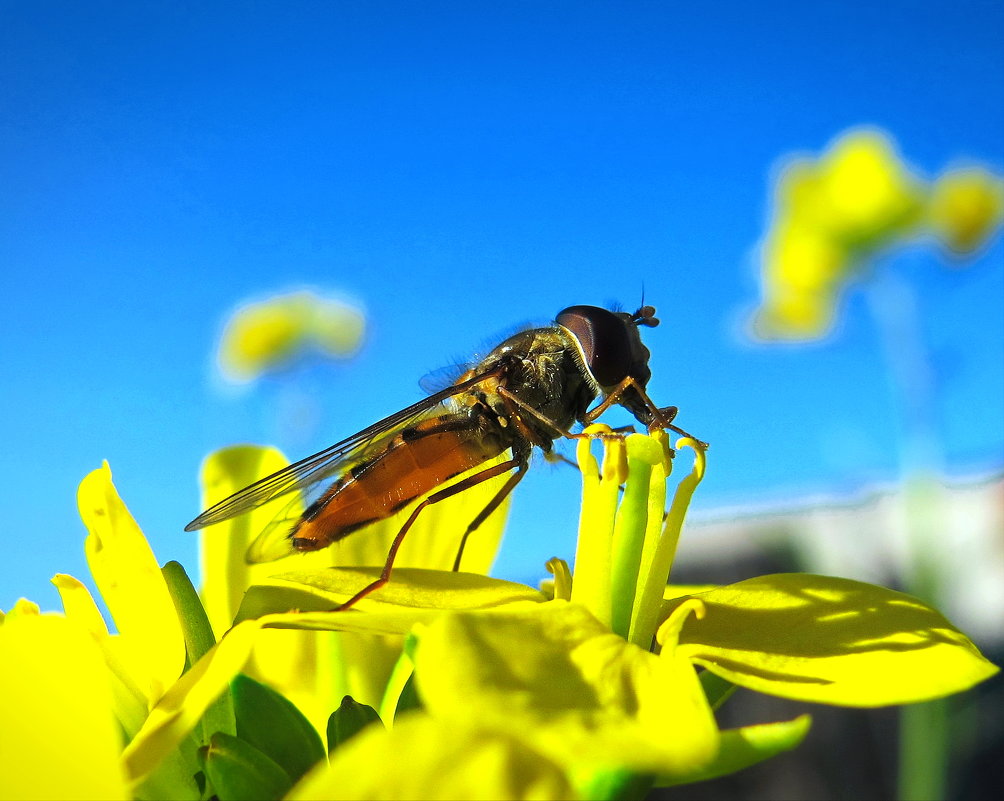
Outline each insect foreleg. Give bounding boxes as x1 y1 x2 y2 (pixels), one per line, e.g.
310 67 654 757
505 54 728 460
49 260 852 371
583 377 706 446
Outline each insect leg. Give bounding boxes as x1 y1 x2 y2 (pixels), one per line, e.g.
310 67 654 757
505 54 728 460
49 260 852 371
334 455 525 611
496 385 632 444
495 386 574 440
584 377 707 445
452 457 529 571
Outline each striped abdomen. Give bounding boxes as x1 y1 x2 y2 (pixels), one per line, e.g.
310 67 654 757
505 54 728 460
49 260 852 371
289 414 507 551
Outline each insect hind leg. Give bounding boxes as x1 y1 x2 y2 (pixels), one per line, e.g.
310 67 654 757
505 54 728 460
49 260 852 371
333 454 526 611
452 458 529 571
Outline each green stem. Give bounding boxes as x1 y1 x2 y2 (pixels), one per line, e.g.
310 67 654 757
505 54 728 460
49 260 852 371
866 272 950 801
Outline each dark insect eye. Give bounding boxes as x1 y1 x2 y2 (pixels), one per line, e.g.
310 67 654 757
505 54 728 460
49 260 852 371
556 305 652 388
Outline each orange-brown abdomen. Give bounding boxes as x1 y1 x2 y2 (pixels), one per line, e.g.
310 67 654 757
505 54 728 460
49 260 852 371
290 416 506 551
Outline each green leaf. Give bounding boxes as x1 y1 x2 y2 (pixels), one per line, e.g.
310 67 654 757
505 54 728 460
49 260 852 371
326 696 383 753
163 560 236 743
657 715 812 787
201 732 292 801
666 573 1000 706
231 673 325 783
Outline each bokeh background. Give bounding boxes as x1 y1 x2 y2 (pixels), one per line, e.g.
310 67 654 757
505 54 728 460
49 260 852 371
4 0 1001 604
2 5 1002 794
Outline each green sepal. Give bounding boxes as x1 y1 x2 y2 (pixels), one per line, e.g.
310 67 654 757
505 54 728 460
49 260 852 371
163 560 236 743
393 672 423 721
199 732 292 801
326 696 383 754
392 632 424 720
578 768 655 801
656 715 812 787
230 673 325 783
699 669 737 710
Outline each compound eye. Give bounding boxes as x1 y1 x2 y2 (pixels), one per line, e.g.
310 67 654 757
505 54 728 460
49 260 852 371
556 305 637 388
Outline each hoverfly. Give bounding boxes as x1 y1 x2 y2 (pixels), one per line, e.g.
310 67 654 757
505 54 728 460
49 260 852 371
186 304 697 609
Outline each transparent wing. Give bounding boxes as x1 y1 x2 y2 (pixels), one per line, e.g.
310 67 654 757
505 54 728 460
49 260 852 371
184 368 502 533
418 362 471 395
243 491 309 563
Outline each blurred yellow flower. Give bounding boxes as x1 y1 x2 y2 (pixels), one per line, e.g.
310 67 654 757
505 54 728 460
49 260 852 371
217 290 364 382
750 127 1003 341
808 129 925 249
928 167 1004 256
751 221 845 339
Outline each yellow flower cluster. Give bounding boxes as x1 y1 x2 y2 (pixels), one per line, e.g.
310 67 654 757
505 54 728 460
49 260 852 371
0 435 997 800
217 290 365 382
751 128 1004 340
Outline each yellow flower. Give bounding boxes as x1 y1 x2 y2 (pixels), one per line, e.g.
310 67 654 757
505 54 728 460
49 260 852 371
217 290 364 382
196 443 513 729
213 430 994 795
5 429 997 799
927 167 1004 256
184 433 810 795
1 465 204 799
0 605 129 801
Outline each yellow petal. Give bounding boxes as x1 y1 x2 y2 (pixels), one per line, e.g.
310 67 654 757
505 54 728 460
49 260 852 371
629 437 705 648
0 613 129 800
570 426 623 626
197 445 304 636
52 574 150 738
78 463 185 702
415 601 719 779
237 566 546 621
6 598 41 617
290 713 577 800
121 619 263 787
52 573 108 636
666 573 999 706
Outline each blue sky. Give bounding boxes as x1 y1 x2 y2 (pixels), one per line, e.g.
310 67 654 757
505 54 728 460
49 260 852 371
2 1 1002 612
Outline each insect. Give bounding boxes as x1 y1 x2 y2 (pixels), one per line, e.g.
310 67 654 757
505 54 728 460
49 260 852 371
185 303 698 609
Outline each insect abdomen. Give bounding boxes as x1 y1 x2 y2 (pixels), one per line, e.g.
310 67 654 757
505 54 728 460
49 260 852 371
290 418 506 551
